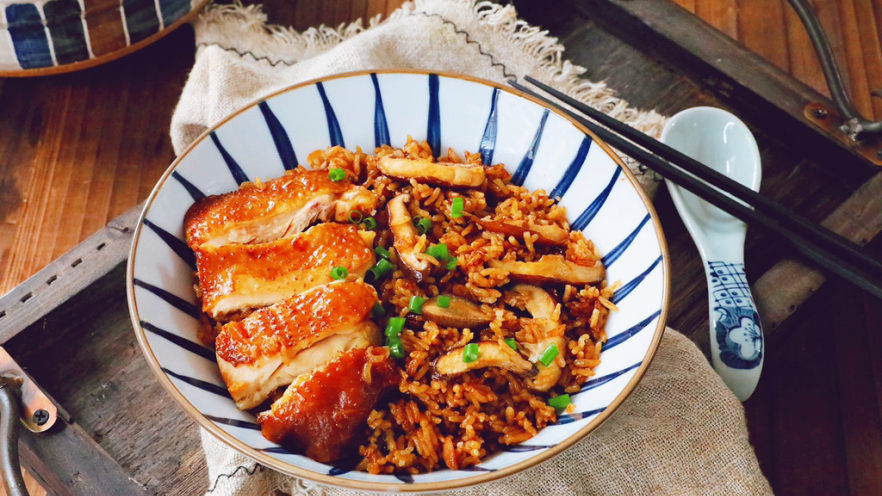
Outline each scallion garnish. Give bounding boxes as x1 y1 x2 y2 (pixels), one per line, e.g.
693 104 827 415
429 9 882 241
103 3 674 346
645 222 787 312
328 168 346 182
330 266 348 280
547 394 571 411
371 302 386 318
362 216 378 230
389 341 406 359
385 317 405 337
414 217 432 235
425 243 449 261
436 295 451 308
374 245 390 259
538 343 559 367
504 338 518 350
451 197 464 218
446 257 458 271
462 343 479 363
348 210 363 224
368 258 395 279
408 295 427 314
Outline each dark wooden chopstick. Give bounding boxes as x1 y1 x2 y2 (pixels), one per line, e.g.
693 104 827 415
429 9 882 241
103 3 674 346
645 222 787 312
521 75 882 277
510 78 882 299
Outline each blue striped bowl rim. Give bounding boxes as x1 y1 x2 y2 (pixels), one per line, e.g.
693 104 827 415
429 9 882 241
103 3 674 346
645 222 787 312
126 70 669 492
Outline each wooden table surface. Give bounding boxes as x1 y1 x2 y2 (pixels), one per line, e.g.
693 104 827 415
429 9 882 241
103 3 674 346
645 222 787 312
1 0 880 494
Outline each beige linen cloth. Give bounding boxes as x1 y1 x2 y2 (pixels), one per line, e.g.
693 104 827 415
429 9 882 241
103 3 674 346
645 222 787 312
170 1 773 494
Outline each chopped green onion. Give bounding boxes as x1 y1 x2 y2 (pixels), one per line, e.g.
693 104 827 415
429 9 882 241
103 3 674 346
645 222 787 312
547 394 571 411
368 258 395 279
330 266 348 280
414 217 432 235
348 210 363 224
446 257 458 271
374 245 390 259
408 296 427 314
436 295 451 308
462 343 479 363
386 325 406 359
538 343 559 367
385 317 405 337
371 302 386 318
328 168 346 182
389 341 406 359
504 338 518 350
362 216 378 230
425 243 449 261
451 197 464 218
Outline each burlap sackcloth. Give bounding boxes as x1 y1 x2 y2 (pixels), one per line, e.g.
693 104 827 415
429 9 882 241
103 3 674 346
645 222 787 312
170 1 773 494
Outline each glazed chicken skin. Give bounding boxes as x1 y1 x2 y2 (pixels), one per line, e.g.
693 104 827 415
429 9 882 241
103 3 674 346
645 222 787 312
258 346 399 463
184 168 376 249
195 223 376 319
216 281 381 409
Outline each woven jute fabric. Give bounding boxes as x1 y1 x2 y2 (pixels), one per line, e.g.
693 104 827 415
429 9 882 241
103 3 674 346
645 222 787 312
172 1 773 494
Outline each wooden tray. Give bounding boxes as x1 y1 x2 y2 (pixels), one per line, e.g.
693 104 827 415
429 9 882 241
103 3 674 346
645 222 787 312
0 205 205 495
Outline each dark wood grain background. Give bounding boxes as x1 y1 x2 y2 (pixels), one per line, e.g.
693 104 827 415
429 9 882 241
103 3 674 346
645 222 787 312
0 1 880 494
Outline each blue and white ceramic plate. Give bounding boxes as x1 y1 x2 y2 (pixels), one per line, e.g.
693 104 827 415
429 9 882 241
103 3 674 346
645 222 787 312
127 70 669 492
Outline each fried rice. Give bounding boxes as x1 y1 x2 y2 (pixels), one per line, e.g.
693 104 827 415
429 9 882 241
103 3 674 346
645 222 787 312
302 137 613 474
194 136 613 474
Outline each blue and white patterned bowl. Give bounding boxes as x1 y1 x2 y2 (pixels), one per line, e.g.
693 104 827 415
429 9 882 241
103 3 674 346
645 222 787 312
127 70 669 492
0 0 207 76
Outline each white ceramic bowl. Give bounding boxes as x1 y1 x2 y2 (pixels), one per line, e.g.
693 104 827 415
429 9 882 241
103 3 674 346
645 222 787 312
127 70 669 492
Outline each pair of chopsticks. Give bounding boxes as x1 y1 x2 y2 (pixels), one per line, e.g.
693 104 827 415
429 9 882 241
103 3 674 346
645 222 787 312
511 76 882 299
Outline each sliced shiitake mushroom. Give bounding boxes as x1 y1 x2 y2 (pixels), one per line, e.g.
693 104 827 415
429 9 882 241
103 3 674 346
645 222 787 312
506 284 556 320
378 157 485 188
476 218 568 245
489 255 604 285
387 193 431 282
504 284 565 392
421 295 492 329
434 341 534 376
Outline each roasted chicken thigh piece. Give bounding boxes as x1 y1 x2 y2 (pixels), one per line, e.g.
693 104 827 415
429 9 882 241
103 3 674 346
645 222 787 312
258 347 399 462
184 168 376 249
215 281 381 409
195 223 375 319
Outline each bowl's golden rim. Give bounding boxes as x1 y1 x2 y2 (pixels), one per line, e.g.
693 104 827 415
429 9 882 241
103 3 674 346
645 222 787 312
126 69 670 493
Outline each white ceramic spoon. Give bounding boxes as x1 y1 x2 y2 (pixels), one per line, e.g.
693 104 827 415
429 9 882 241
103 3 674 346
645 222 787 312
661 107 764 401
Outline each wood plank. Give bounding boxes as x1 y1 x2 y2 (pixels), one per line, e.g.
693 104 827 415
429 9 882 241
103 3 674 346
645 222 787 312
672 0 696 13
832 281 882 494
766 290 849 495
694 0 738 38
385 0 404 17
863 291 882 441
576 0 881 177
367 0 388 23
736 0 791 72
847 0 882 120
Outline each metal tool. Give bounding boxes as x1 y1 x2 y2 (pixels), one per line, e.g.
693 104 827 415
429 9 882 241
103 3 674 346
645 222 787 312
0 347 60 496
787 0 882 141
